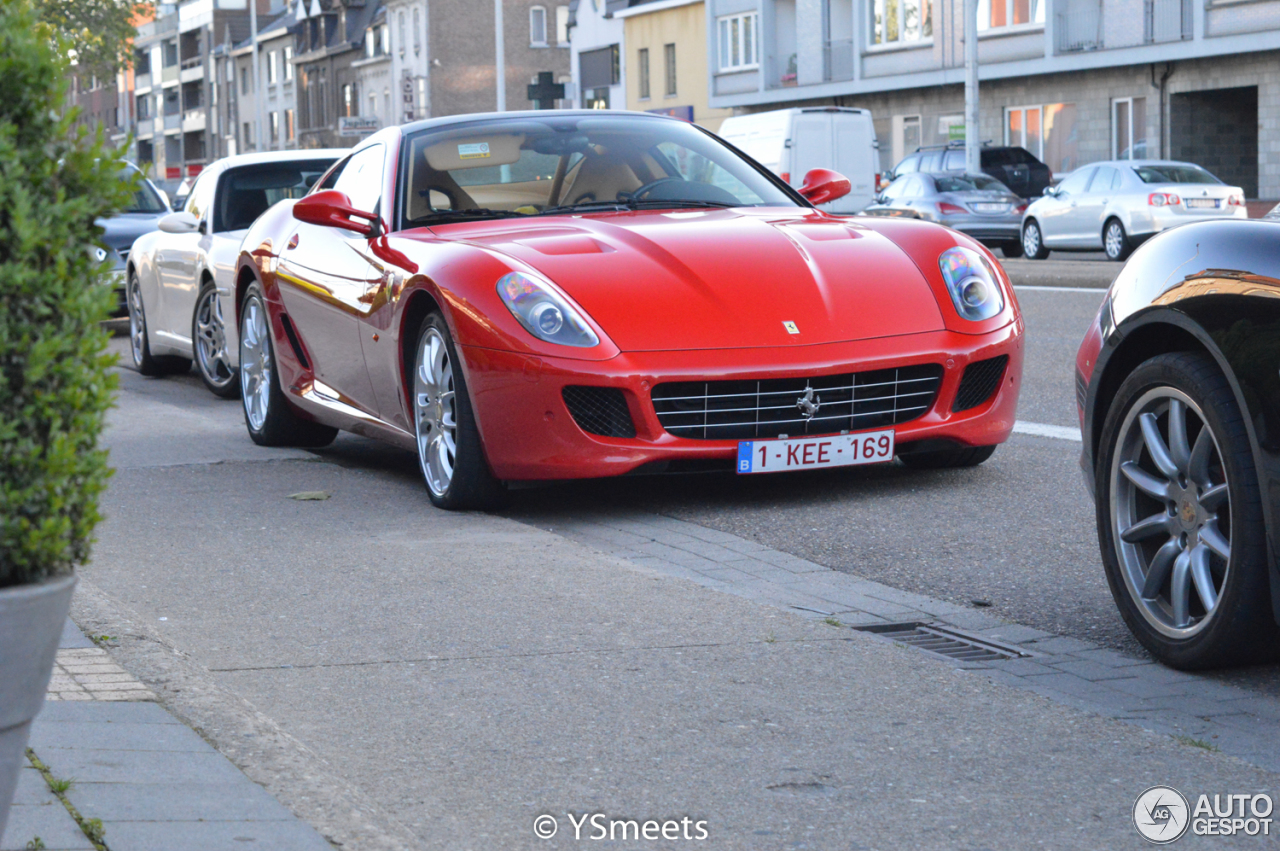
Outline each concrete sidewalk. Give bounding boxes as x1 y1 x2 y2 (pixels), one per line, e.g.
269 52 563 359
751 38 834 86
1 621 331 851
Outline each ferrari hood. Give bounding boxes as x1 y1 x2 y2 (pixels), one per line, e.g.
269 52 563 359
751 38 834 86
437 209 945 352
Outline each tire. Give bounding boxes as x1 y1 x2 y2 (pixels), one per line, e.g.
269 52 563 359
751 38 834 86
238 283 338 448
1096 352 1279 669
127 271 190 377
898 444 997 469
1021 219 1051 260
192 280 239 398
1000 240 1024 259
1103 217 1132 262
411 312 508 510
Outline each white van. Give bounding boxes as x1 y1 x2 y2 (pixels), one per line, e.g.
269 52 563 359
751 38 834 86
717 107 878 214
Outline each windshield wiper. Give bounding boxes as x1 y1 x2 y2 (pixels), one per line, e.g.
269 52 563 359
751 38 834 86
540 198 737 216
419 208 530 224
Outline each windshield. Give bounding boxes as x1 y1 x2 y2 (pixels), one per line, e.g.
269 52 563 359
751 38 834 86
122 169 169 213
401 114 797 225
1133 164 1222 185
215 161 336 232
934 174 1010 193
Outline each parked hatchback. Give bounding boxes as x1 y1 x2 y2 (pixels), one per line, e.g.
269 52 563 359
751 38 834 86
1021 160 1247 262
887 145 1052 199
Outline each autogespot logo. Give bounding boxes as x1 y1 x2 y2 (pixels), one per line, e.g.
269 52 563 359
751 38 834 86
1134 786 1191 844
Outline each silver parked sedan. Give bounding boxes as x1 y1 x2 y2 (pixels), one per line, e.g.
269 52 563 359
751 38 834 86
863 172 1027 256
1021 160 1247 261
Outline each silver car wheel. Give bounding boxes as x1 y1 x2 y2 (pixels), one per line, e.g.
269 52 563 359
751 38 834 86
1022 222 1041 257
413 327 457 498
1104 221 1126 260
1109 387 1231 639
194 287 235 389
239 295 272 431
127 276 147 367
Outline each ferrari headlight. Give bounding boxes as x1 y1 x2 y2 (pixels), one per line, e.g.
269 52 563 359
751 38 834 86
496 272 599 348
938 247 1004 322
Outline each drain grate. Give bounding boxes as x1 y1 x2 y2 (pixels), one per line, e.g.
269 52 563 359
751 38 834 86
853 622 1032 662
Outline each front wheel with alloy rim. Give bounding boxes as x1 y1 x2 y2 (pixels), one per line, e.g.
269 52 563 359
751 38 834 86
127 272 190 376
1021 220 1051 260
1103 218 1132 262
1096 352 1278 669
192 281 238 397
238 284 338 448
412 312 507 510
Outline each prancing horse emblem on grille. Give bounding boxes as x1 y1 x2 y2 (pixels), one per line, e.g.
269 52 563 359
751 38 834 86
796 385 821 419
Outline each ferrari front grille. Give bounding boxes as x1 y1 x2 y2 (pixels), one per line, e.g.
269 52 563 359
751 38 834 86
651 364 944 441
952 355 1009 412
562 386 637 439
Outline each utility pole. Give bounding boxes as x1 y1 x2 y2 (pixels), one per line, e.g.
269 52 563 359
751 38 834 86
249 0 265 150
494 0 506 111
964 0 980 173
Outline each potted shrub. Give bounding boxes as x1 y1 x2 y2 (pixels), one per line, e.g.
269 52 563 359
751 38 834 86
0 0 128 835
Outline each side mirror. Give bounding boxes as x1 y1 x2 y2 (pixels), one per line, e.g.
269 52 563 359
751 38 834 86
798 168 852 206
293 189 377 237
1042 185 1057 197
158 211 199 234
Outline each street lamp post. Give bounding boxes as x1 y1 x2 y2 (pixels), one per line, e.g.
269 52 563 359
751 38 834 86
964 0 980 174
494 0 506 111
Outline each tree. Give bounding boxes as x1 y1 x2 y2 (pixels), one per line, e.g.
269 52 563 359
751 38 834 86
35 0 153 76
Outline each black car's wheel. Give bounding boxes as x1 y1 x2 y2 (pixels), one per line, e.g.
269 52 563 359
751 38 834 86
192 280 238 398
1096 352 1278 669
1000 240 1024 259
1103 218 1132 262
127 271 190 377
238 284 337 448
411 312 507 510
1021 220 1050 260
898 444 997 469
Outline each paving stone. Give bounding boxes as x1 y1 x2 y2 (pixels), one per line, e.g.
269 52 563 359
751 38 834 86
67 782 296 822
1067 647 1153 668
0 802 93 851
1047 659 1144 682
32 748 249 786
720 559 809 583
665 539 743 561
973 624 1055 644
1105 676 1200 700
718 538 771 555
58 619 94 650
667 525 745 545
986 657 1063 677
8 768 56 806
927 610 1003 631
30 721 216 754
753 551 828 573
697 566 762 584
101 818 333 851
35 701 180 724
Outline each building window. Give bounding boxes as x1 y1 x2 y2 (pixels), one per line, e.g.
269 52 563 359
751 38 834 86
413 8 421 54
384 88 390 119
663 43 676 97
1006 103 1078 173
417 77 426 116
284 46 293 79
366 29 376 57
638 47 650 99
380 24 390 55
270 111 279 142
240 64 250 95
1113 97 1148 159
343 82 354 118
286 108 295 141
871 0 932 45
268 51 278 84
530 6 548 46
556 5 570 44
978 0 1044 29
716 13 758 71
398 12 406 56
243 121 253 149
368 91 377 119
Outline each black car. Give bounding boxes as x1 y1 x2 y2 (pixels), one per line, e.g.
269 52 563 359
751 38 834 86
95 164 170 315
1077 219 1280 669
887 144 1053 200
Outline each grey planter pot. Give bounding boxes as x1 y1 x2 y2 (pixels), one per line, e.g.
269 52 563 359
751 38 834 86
0 574 76 842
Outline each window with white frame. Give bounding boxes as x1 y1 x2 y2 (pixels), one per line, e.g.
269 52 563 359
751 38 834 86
1006 102 1078 173
717 12 758 71
284 46 293 79
530 6 548 46
268 51 278 84
380 24 390 55
638 47 650 99
413 8 421 54
556 6 570 44
398 11 406 56
977 0 1044 30
872 0 932 45
1112 97 1148 159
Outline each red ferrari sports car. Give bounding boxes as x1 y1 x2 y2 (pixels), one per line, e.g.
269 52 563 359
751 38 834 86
235 111 1024 509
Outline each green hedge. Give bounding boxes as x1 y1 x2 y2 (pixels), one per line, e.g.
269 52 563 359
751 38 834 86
0 0 128 587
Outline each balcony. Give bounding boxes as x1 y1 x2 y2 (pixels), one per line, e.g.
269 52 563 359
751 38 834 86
163 113 181 132
1057 0 1191 52
135 118 154 139
161 65 179 85
765 54 799 89
135 72 152 93
182 109 206 133
179 59 204 84
824 39 855 83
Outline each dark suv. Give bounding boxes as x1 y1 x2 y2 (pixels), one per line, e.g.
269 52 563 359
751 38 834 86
887 144 1053 200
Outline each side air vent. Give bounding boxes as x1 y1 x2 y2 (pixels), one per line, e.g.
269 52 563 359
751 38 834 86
562 386 637 438
279 313 310 370
952 355 1009 412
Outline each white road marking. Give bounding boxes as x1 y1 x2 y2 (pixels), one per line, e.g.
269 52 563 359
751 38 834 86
1013 285 1108 294
1013 421 1083 441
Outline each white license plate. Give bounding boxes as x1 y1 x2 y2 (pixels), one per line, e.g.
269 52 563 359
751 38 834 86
1185 198 1219 209
737 429 895 474
971 203 1009 213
